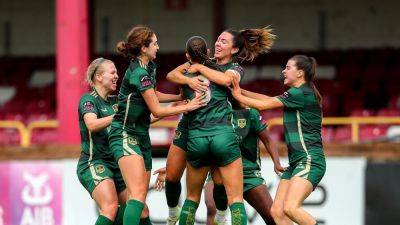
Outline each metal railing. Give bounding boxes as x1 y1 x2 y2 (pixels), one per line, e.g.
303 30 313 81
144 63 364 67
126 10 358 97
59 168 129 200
1 117 400 147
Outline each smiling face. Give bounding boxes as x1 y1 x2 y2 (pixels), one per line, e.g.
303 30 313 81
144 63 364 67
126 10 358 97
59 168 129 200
96 61 119 92
282 59 304 87
214 31 238 62
142 34 159 60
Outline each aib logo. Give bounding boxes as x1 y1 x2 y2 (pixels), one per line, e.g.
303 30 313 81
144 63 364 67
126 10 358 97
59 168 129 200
22 173 53 205
19 172 55 225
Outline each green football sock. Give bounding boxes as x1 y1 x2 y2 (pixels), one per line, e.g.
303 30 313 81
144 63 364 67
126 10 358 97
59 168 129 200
178 199 199 225
229 202 247 225
213 184 228 211
123 199 144 225
113 203 126 225
165 181 182 207
139 217 152 225
95 215 113 225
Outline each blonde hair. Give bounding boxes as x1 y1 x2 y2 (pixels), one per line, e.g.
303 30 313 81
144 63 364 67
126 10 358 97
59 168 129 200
85 57 112 86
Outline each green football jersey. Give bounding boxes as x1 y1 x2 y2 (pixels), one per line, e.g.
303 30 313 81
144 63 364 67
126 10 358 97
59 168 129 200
232 108 267 172
277 83 323 163
183 61 245 138
111 59 157 135
78 89 118 161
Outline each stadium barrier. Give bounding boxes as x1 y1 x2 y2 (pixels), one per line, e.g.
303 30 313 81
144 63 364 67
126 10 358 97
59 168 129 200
0 120 30 147
1 117 400 147
0 157 367 225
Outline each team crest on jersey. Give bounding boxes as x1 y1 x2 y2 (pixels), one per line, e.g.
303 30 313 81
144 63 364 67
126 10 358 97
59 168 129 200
254 171 262 177
95 165 105 174
128 136 138 145
237 119 247 128
280 91 291 99
174 130 182 139
83 101 94 111
112 104 118 112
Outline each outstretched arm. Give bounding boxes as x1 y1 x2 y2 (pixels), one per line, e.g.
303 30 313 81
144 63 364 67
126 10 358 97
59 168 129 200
155 91 182 103
188 64 237 87
142 88 205 118
230 77 283 111
258 129 284 175
241 89 274 102
166 62 208 92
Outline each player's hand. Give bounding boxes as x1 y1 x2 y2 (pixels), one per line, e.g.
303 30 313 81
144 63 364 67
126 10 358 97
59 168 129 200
189 76 208 92
274 164 286 176
171 100 188 107
187 64 201 74
229 75 242 98
153 167 166 191
186 92 207 111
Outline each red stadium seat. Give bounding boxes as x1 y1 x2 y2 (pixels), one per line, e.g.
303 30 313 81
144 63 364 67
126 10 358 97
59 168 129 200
322 127 335 142
377 108 400 117
359 126 388 141
333 126 352 142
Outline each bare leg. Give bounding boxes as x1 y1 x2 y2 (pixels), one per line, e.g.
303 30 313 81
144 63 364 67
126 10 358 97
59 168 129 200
204 181 216 225
244 185 275 225
270 180 293 225
92 179 119 221
283 177 316 225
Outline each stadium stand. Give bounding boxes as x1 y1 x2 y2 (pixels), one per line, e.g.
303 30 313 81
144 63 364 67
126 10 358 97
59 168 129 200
1 49 400 145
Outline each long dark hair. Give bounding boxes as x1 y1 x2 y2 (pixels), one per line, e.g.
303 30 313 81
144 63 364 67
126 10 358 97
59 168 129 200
225 27 276 62
291 55 323 107
185 36 209 64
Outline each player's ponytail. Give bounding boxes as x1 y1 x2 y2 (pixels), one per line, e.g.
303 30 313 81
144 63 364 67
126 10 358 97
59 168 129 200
291 55 323 107
116 25 154 59
226 27 276 62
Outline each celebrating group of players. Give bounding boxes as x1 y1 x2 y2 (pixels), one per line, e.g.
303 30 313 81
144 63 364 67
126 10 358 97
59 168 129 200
76 25 326 225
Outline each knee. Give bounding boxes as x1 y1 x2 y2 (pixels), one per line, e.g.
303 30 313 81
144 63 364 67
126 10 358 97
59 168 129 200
165 167 182 182
100 201 119 218
270 203 284 220
283 202 297 218
205 202 216 217
141 204 149 218
129 187 147 201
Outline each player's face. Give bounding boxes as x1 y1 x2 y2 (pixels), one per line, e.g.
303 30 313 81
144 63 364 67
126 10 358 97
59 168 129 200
214 32 236 60
100 62 118 92
282 59 300 86
144 34 159 60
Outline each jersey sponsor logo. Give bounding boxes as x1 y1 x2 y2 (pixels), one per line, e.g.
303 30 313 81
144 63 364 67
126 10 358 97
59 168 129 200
95 165 105 174
112 104 118 112
238 119 247 128
280 91 291 99
174 130 182 139
101 108 108 112
254 170 262 177
140 75 153 88
128 136 138 145
83 101 94 111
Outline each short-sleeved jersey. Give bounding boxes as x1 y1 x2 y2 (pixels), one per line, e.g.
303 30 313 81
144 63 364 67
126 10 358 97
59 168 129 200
277 84 323 163
232 108 267 172
111 59 157 135
183 61 245 138
78 89 118 161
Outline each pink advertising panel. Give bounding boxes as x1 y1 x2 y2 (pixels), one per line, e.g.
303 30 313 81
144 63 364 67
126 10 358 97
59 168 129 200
0 163 10 225
10 161 63 225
